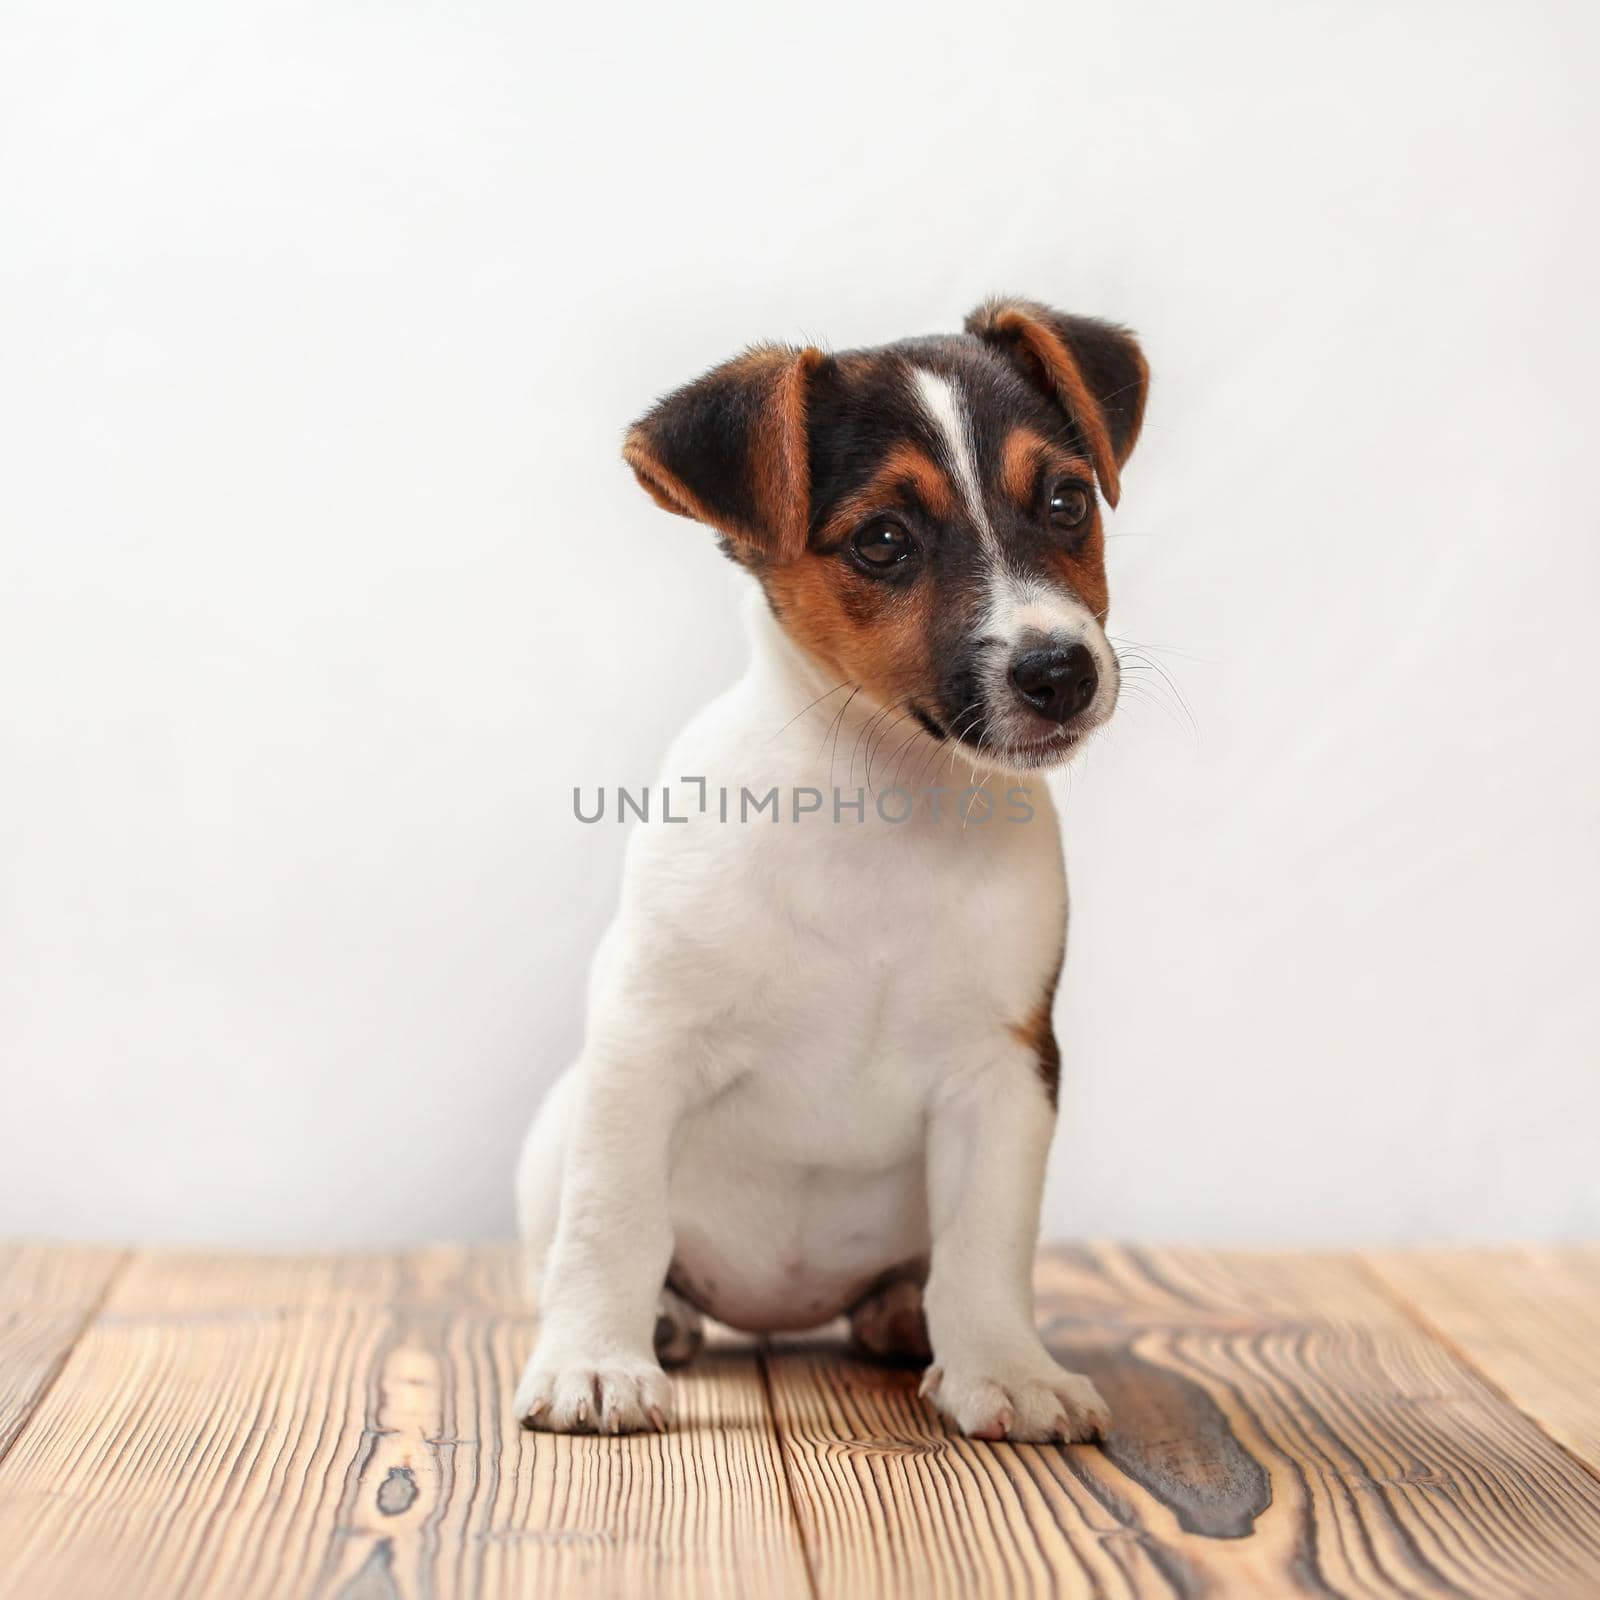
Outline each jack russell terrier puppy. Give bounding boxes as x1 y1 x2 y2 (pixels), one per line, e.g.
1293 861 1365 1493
515 297 1148 1442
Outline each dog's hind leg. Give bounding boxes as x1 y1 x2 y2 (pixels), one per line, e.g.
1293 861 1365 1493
849 1269 933 1366
653 1285 705 1367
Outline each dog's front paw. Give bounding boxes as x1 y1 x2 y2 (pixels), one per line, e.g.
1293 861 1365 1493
514 1349 672 1434
921 1350 1109 1443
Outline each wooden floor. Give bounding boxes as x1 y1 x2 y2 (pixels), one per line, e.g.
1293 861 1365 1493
2 1246 1599 1599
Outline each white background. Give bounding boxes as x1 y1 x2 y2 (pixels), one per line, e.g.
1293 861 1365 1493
3 0 1596 1247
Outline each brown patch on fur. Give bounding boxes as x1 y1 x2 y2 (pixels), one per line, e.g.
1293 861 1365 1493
1000 429 1102 514
886 441 957 520
1052 522 1109 623
1011 939 1065 1106
763 552 933 713
1000 426 1050 505
824 441 955 532
761 443 957 708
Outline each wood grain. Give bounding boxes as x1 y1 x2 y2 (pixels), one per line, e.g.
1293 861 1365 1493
0 1246 811 1600
1365 1245 1600 1475
759 1244 1600 1599
4 1242 1600 1600
0 1243 126 1459
1042 1246 1600 1597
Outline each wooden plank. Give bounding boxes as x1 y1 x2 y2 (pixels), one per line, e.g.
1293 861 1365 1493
758 1334 1172 1600
0 1246 812 1600
760 1245 1600 1599
1364 1246 1600 1475
0 1244 127 1458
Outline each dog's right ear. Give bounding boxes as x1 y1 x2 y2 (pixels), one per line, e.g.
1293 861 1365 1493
623 344 827 564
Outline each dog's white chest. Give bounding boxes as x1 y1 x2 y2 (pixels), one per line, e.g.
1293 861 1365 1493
623 713 1066 1329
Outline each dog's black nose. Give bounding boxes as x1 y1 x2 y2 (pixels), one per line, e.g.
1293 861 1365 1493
1009 643 1099 724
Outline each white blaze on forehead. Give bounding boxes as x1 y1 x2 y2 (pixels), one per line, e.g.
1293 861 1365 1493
909 367 996 554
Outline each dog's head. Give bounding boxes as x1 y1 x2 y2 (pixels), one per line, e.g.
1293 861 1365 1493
624 298 1148 770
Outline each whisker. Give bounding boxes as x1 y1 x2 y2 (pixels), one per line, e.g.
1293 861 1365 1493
850 698 900 789
1111 636 1200 742
818 685 862 774
770 678 854 743
864 704 916 792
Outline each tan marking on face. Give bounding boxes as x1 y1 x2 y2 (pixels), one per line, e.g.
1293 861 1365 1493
821 442 956 536
1000 427 1051 506
763 550 934 716
761 435 960 714
1002 433 1097 514
1050 520 1109 622
886 441 956 520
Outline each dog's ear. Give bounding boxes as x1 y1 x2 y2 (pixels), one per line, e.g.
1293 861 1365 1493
623 344 827 562
965 298 1148 508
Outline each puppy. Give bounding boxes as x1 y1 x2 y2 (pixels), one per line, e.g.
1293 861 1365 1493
515 297 1148 1441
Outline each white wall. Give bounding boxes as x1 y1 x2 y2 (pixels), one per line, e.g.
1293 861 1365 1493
3 0 1596 1246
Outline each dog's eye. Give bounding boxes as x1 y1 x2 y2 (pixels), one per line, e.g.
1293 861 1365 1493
850 519 917 572
1048 481 1092 530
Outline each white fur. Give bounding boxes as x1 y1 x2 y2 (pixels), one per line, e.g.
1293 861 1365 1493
911 367 995 553
513 595 1109 1441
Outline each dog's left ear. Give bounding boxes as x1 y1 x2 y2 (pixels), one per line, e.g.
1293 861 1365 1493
623 343 826 563
965 298 1148 508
